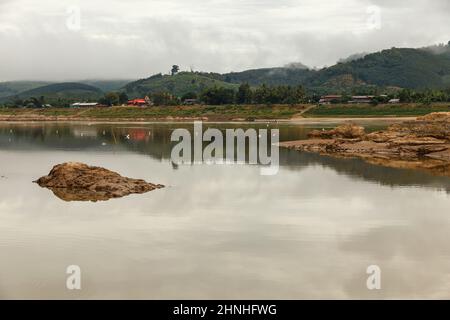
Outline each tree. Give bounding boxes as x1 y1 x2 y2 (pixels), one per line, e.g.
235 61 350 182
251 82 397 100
253 84 270 104
29 97 42 108
118 92 129 105
99 92 120 106
236 83 252 104
13 98 23 108
398 89 412 103
200 87 236 105
151 92 179 106
171 65 180 76
181 92 197 102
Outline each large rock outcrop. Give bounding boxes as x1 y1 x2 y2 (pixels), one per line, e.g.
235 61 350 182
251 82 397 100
34 162 164 202
280 113 450 176
308 123 366 139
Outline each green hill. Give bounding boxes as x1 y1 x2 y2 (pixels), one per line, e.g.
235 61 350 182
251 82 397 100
122 47 450 97
309 47 450 89
123 72 239 98
0 81 52 98
0 82 103 106
221 67 313 86
216 44 450 92
82 79 134 92
4 42 450 105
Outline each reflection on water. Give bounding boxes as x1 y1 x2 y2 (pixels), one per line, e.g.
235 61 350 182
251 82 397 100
0 122 449 299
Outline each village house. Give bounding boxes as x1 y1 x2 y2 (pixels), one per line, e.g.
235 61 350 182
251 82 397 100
70 102 100 108
183 99 199 105
127 96 152 107
127 99 147 106
348 96 375 104
319 95 342 104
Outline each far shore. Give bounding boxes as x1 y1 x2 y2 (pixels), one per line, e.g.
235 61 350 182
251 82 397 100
0 103 448 123
0 116 416 125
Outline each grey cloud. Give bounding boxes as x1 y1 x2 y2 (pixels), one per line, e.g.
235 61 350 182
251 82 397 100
0 0 449 81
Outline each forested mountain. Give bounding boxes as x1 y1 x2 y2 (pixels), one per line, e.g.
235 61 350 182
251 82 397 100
123 72 238 98
0 81 52 98
219 45 450 91
220 67 314 86
309 47 450 89
82 80 134 92
0 82 103 106
3 42 450 104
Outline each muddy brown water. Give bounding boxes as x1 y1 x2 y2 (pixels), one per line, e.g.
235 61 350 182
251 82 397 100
0 121 449 299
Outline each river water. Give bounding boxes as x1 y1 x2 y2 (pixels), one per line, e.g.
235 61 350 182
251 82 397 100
0 121 449 299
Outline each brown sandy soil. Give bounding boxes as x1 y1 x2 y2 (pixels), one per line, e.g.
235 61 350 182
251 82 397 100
34 162 164 202
0 104 420 123
0 114 417 124
0 114 211 122
280 112 450 176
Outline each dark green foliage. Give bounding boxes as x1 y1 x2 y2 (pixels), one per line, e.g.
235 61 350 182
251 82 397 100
220 44 450 92
309 47 450 90
118 92 129 104
11 82 102 96
0 82 103 107
99 92 120 106
253 84 305 104
171 65 180 76
200 87 235 105
236 83 252 104
222 68 313 86
397 88 450 103
123 72 238 98
0 81 52 98
181 92 198 101
83 80 133 92
151 92 180 106
197 84 306 105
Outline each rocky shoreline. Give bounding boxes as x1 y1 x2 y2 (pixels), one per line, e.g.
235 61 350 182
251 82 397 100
280 112 450 176
34 162 164 202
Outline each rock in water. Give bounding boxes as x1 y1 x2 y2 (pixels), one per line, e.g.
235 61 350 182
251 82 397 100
280 112 450 177
308 123 366 139
34 162 164 202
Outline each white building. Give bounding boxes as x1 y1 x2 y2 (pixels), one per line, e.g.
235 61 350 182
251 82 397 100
70 102 99 108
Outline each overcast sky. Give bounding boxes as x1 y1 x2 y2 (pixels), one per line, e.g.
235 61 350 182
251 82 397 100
0 0 449 81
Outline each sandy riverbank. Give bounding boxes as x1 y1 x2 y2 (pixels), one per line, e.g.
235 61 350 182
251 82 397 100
0 114 417 124
1 103 448 123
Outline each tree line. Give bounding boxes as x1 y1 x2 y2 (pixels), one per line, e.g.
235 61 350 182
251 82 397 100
140 83 308 106
3 84 450 108
138 85 450 106
316 88 450 105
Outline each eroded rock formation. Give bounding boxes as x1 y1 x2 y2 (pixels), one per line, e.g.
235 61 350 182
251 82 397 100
280 112 450 176
34 162 164 202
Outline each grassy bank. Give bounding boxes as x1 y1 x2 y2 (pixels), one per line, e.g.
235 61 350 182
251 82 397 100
0 103 449 121
303 103 450 117
0 104 308 121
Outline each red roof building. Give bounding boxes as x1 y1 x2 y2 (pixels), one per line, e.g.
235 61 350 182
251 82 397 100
127 99 147 106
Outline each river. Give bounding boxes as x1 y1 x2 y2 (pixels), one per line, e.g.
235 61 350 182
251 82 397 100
0 121 449 299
